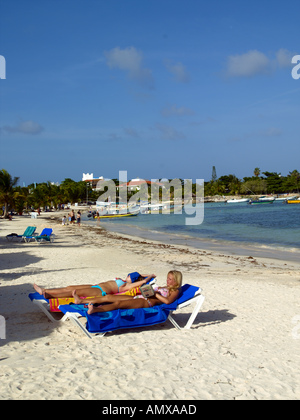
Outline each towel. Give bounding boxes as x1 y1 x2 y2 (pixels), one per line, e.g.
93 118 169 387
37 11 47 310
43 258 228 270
50 296 98 312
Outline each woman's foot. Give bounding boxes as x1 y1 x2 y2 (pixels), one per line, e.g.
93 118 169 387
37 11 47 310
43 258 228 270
87 303 95 315
72 290 82 304
33 284 45 296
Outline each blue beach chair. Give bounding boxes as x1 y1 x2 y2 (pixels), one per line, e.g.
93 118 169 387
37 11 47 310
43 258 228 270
58 284 205 339
24 228 55 243
6 226 36 242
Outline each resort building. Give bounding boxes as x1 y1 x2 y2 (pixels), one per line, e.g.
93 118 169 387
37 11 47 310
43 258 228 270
82 173 104 189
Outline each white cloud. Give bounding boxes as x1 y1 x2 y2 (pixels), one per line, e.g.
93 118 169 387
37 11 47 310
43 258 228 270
276 48 294 68
155 123 185 141
164 60 190 83
226 50 271 78
124 127 140 138
226 49 296 78
104 46 154 88
161 104 194 117
2 120 44 135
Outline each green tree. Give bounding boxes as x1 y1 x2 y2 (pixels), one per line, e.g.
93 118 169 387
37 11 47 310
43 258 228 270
211 166 217 182
228 174 242 195
262 172 284 194
0 169 19 218
283 170 300 193
241 177 267 195
254 167 260 177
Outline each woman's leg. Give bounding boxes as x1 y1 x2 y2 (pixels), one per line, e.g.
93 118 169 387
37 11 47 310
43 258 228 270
87 297 149 315
72 291 133 305
34 283 96 299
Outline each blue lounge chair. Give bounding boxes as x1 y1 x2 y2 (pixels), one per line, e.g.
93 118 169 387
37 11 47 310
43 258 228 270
6 226 36 242
24 228 55 243
59 284 205 339
29 292 61 322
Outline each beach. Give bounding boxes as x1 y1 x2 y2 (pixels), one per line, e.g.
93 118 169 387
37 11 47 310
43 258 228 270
1 212 300 400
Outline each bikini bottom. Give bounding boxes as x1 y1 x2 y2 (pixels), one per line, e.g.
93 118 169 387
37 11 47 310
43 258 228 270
91 285 107 296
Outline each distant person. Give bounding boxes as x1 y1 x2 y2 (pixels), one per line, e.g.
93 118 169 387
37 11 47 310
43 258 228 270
76 210 81 226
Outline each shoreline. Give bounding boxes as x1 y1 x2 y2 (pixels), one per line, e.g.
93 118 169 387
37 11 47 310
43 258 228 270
1 212 300 400
83 216 300 265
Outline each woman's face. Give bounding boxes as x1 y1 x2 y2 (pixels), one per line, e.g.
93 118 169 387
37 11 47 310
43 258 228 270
167 273 176 287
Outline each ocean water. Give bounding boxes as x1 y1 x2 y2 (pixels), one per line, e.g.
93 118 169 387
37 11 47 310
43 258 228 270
83 202 300 261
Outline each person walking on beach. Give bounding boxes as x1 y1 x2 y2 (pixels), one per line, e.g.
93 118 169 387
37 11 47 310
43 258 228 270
76 210 81 226
33 272 156 299
70 209 76 224
74 270 182 314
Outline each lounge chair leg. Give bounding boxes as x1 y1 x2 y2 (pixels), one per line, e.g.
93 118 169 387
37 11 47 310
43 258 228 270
32 301 60 323
184 295 205 329
167 294 205 330
66 313 94 339
167 313 182 330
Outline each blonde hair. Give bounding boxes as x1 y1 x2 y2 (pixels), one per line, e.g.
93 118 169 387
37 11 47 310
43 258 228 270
167 270 182 292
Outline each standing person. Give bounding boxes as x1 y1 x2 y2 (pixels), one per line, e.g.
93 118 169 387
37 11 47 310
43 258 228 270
76 210 81 226
70 209 76 224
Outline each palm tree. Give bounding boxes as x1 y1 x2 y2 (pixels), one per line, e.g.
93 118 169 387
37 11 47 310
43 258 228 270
254 168 260 177
0 169 19 218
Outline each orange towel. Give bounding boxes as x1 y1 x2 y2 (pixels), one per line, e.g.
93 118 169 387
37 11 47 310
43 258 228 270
49 287 142 312
49 297 94 312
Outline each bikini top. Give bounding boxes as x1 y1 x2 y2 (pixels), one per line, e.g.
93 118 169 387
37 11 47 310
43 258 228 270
115 278 126 289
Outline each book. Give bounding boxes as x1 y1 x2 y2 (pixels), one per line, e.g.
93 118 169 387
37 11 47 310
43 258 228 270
140 283 155 298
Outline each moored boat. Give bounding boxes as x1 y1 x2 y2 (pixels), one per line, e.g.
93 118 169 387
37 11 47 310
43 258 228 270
226 198 249 204
286 198 300 204
249 198 275 205
93 201 140 217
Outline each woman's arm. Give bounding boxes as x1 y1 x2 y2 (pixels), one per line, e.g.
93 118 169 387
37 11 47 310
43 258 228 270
140 274 156 283
119 274 156 292
153 289 180 305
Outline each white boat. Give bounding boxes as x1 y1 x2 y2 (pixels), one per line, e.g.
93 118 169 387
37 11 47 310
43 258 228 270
95 201 140 216
140 202 171 214
226 198 249 204
275 195 297 201
258 196 275 201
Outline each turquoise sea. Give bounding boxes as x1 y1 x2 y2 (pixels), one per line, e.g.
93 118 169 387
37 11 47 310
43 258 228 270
83 202 300 262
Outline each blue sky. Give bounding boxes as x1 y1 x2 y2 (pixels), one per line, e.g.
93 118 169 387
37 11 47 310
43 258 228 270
0 0 299 186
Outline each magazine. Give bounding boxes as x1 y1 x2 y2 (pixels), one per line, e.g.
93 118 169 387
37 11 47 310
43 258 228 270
140 283 155 298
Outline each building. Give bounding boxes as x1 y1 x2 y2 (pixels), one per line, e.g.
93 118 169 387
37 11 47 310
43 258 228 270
118 178 164 192
82 173 104 189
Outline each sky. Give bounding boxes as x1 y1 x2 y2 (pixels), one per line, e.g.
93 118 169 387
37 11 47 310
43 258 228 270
0 0 300 186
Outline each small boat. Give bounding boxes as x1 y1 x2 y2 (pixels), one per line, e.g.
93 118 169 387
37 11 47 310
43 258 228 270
249 198 275 205
286 198 300 204
275 195 297 201
95 211 139 218
258 196 275 201
226 198 249 204
93 201 140 218
140 202 171 214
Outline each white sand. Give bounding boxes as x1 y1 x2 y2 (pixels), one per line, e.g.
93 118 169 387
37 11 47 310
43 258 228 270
1 213 300 400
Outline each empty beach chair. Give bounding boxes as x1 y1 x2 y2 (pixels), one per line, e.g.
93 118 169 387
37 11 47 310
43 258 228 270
6 226 36 242
24 228 55 243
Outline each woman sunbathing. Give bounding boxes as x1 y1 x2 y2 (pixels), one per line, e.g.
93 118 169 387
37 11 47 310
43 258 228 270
33 272 155 299
76 270 183 315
